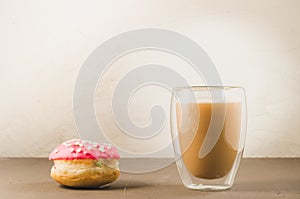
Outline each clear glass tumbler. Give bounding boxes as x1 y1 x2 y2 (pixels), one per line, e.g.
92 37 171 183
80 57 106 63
170 86 247 191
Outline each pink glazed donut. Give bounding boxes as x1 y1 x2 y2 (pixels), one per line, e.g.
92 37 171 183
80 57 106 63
49 139 120 188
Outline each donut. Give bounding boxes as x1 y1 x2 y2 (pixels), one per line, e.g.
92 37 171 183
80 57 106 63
49 139 120 188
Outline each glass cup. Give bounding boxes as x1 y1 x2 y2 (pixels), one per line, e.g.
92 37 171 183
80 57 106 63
170 86 247 191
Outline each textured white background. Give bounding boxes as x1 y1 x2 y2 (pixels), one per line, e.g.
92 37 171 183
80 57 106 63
0 0 299 157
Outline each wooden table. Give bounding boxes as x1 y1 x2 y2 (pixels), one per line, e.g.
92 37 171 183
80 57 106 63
0 158 299 198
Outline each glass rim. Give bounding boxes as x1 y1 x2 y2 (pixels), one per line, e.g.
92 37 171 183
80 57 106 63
173 86 244 91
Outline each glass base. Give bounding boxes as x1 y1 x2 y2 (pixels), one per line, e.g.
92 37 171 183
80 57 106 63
186 184 231 191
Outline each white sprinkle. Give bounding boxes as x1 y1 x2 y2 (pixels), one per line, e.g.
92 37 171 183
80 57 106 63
69 148 75 153
76 148 82 153
63 142 71 147
54 148 59 153
99 148 105 152
93 144 98 148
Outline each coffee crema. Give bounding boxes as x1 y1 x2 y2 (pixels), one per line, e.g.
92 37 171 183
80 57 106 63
177 102 241 179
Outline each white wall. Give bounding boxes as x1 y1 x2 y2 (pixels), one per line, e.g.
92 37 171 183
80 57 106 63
0 0 299 157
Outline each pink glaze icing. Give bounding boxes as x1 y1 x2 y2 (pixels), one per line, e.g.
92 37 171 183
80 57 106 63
49 139 120 160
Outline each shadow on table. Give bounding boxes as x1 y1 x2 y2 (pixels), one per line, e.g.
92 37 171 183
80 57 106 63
60 179 150 191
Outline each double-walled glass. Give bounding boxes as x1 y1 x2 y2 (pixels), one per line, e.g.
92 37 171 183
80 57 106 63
170 86 247 191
